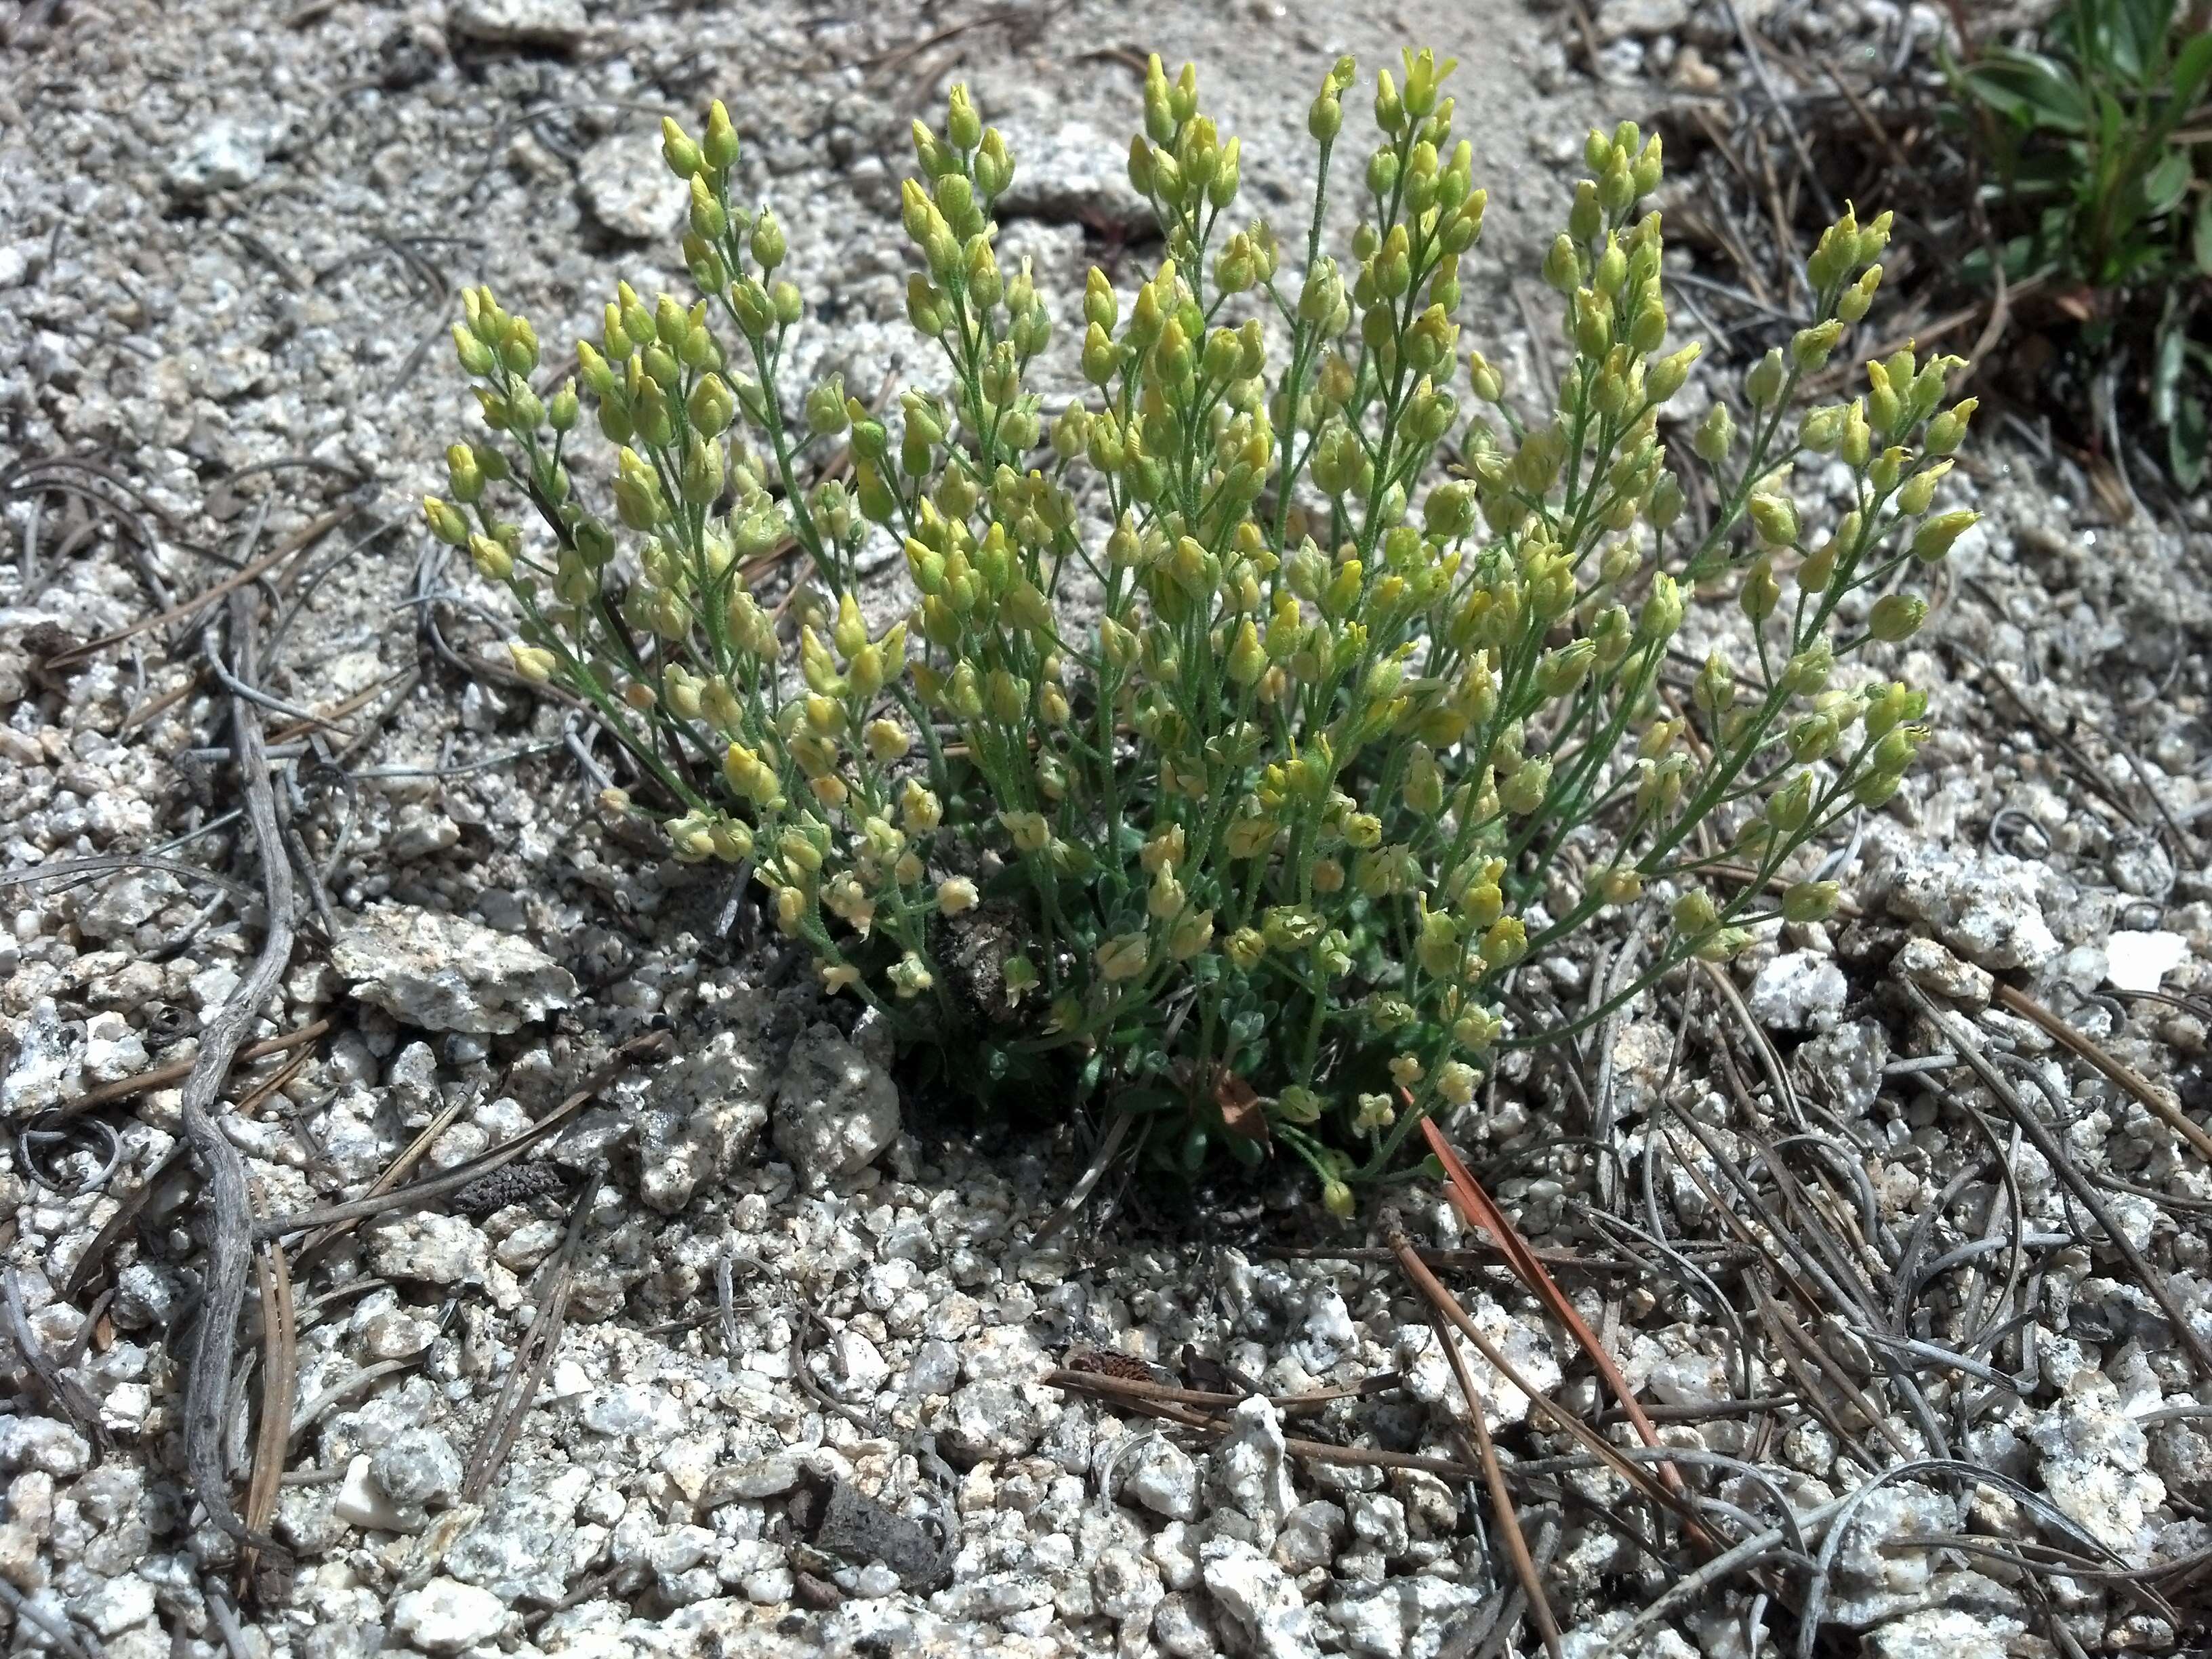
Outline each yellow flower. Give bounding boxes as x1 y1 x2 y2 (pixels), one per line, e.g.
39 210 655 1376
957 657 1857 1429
1166 908 1214 961
508 642 557 682
1000 810 1051 853
1353 1093 1395 1134
1097 932 1150 982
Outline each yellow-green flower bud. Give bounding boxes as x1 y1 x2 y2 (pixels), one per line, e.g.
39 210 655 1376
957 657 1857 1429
1748 493 1799 548
1783 880 1840 924
1926 397 1977 456
1692 401 1735 462
1745 347 1786 409
1868 592 1926 642
1478 915 1528 969
1837 265 1881 324
1693 652 1735 714
508 642 556 683
422 497 470 547
1766 769 1815 834
1912 510 1975 562
445 443 485 504
694 101 739 173
1500 755 1551 815
1672 888 1718 937
1782 638 1835 697
1404 743 1445 815
1741 555 1780 621
1572 288 1612 356
452 323 495 377
1820 406 1862 474
804 375 848 436
944 83 983 152
1097 932 1149 983
1000 810 1050 854
661 117 703 178
1542 232 1582 295
468 533 512 581
1896 462 1950 515
1225 815 1277 859
1541 639 1597 699
1790 319 1842 373
1641 342 1696 405
1788 712 1840 762
1628 300 1667 356
674 434 719 506
1637 571 1683 641
1415 909 1460 979
688 371 735 437
545 379 579 433
1225 617 1265 686
1865 358 1903 433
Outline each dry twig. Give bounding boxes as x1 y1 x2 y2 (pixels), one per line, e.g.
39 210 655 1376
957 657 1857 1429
176 590 298 1562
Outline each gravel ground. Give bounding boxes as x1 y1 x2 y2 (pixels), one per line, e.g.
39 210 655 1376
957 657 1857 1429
3 3 2212 1658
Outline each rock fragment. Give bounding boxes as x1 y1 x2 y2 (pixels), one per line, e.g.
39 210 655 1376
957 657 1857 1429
578 132 689 241
332 905 576 1034
771 1022 900 1186
449 0 588 49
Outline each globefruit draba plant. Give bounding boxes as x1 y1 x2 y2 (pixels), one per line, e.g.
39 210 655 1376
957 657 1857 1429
423 52 1977 1206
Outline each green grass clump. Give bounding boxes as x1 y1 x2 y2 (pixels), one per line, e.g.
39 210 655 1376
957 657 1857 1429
424 50 1973 1204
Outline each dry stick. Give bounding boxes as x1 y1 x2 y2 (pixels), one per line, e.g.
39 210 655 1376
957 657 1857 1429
1053 1372 1487 1483
3 1269 103 1443
45 506 353 666
239 1244 296 1601
1652 1119 1895 1469
1390 1227 1563 1659
462 1166 603 1503
1261 1240 1742 1276
1944 643 2147 830
287 1357 426 1451
63 1143 189 1303
1992 982 2212 1167
295 1091 472 1265
59 1021 331 1120
1698 961 1801 1128
252 1032 670 1242
1908 984 2212 1382
1030 1107 1133 1247
1040 1370 1399 1417
1418 1120 1700 1526
121 675 198 733
0 1576 94 1659
176 590 297 1563
1722 0 1835 224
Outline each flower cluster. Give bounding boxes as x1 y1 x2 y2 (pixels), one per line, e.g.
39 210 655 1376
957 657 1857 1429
424 52 1973 1204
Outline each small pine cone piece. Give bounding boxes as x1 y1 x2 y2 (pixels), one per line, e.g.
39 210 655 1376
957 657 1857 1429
451 1161 567 1216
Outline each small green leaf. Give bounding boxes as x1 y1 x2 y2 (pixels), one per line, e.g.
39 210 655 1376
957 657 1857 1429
2194 191 2212 274
2169 27 2212 110
1960 50 2091 132
2168 393 2208 491
2141 147 2192 217
1178 1122 1210 1176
